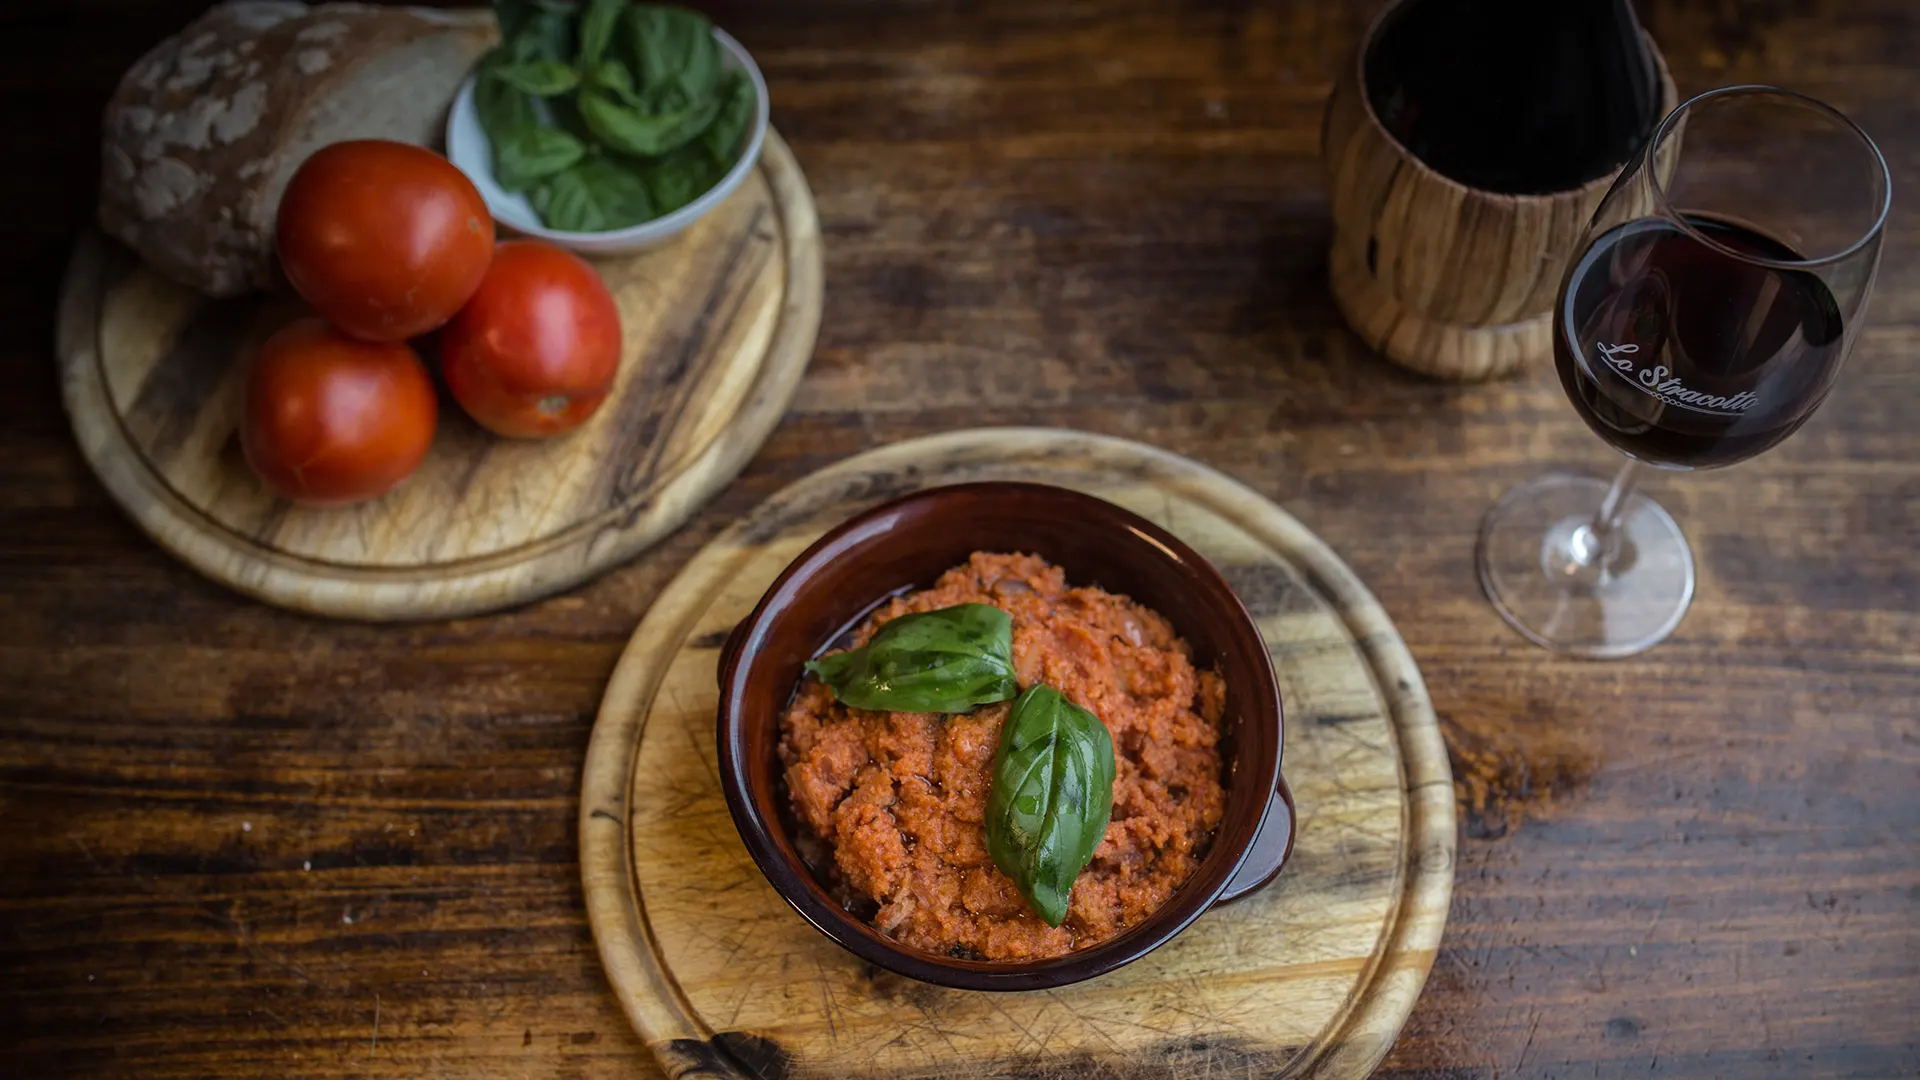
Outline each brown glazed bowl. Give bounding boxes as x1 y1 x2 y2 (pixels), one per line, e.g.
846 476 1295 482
716 482 1295 991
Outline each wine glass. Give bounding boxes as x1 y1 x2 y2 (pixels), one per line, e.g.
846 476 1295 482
1478 85 1891 658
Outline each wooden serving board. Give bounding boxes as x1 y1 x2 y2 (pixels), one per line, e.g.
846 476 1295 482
55 130 821 621
580 428 1456 1080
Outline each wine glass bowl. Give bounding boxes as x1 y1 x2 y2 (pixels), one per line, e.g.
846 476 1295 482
1555 87 1888 473
1479 85 1891 658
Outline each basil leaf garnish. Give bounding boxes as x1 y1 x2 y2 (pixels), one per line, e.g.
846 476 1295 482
804 603 1019 714
986 684 1116 928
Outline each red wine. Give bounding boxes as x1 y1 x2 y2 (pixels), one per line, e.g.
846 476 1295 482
1555 214 1845 469
1367 0 1658 194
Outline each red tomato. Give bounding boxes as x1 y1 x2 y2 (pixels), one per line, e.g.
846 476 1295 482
438 240 623 439
275 140 493 342
240 317 438 505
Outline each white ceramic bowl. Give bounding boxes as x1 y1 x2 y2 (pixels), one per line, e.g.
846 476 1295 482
445 28 769 255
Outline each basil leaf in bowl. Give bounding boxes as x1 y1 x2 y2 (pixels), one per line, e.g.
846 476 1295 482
805 603 1019 714
504 4 573 65
473 67 586 191
490 59 581 97
640 142 722 214
578 0 627 68
624 4 719 105
532 154 657 232
589 57 649 108
702 69 756 160
986 684 1117 927
469 0 761 237
578 89 719 158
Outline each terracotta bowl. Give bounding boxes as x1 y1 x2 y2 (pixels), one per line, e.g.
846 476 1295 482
715 482 1295 991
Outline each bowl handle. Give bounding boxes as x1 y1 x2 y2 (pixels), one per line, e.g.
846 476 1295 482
716 620 749 689
1212 774 1296 906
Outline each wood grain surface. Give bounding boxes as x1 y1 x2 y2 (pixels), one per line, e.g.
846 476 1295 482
55 131 821 620
1 1 1916 1079
580 429 1453 1080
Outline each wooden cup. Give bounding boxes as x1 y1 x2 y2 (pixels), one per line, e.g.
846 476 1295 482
1321 6 1679 381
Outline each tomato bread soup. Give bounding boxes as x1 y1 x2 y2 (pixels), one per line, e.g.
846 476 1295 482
779 552 1226 960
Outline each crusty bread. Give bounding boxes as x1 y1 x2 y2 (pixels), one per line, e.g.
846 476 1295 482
99 1 497 298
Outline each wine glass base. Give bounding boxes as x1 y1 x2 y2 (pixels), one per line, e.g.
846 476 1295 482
1477 473 1695 659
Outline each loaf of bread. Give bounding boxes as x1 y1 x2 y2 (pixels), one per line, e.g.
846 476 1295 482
99 1 497 298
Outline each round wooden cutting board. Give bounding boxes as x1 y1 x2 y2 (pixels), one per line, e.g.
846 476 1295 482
56 131 821 621
581 428 1456 1080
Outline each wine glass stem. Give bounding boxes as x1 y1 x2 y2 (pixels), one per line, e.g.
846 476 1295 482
1588 459 1642 549
1550 460 1643 584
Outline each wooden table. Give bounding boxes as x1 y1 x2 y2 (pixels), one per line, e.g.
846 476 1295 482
3 1 1915 1076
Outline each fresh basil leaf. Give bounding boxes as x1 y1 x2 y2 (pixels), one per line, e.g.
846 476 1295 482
505 6 574 65
490 59 580 96
493 0 573 44
986 684 1116 928
578 0 627 68
701 68 755 164
667 14 720 105
531 155 656 232
622 4 678 95
493 0 538 42
474 69 585 191
623 4 717 105
545 89 595 142
473 53 528 133
496 122 587 192
805 603 1019 714
589 57 648 108
578 88 719 158
638 142 719 213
